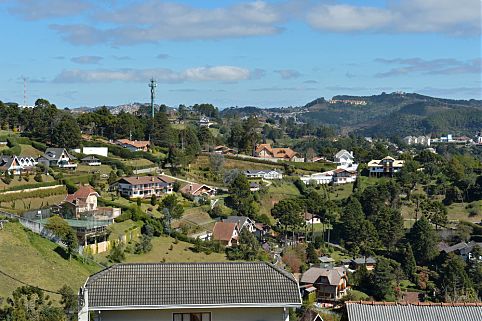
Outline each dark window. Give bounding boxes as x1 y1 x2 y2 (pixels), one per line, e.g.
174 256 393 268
173 313 211 321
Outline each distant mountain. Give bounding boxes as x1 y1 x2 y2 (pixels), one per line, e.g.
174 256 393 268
72 103 173 115
299 92 482 137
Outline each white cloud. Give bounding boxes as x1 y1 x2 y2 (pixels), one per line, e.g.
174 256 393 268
375 57 482 77
51 1 284 45
54 66 257 83
71 55 103 65
306 0 481 35
9 0 90 20
275 69 301 79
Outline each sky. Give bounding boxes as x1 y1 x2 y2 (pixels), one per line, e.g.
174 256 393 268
0 0 481 108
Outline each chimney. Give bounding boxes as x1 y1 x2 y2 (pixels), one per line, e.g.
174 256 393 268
189 184 193 191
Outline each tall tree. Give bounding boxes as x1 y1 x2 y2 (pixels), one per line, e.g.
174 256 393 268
438 253 475 302
51 113 81 148
407 216 439 265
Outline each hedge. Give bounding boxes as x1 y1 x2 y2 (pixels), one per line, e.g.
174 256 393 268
82 140 161 164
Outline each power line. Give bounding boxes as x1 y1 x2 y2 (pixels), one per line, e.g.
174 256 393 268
0 269 61 295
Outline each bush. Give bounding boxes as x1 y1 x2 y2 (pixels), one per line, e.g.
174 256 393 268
0 186 67 202
31 141 47 152
34 172 43 182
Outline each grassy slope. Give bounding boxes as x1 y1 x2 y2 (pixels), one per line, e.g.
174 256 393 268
0 174 55 191
259 181 301 220
19 144 42 157
0 222 100 300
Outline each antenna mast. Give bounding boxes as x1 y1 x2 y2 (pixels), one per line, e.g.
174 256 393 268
149 78 157 118
23 77 27 107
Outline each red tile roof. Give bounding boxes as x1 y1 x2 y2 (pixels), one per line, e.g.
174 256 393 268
212 222 237 241
65 185 98 203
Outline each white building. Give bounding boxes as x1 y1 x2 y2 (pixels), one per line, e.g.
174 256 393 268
403 136 431 146
244 169 283 180
334 150 355 168
82 147 108 157
0 155 38 175
301 167 357 185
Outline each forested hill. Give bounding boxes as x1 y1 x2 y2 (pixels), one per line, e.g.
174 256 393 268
299 92 482 137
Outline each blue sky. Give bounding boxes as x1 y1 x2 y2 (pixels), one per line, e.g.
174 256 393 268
0 0 480 108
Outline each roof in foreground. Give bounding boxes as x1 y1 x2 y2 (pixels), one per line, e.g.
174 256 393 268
346 302 482 321
84 262 302 309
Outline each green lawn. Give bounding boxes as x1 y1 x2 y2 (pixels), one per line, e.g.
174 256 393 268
125 236 227 263
19 144 42 157
328 183 354 200
0 194 67 214
77 164 113 175
120 158 154 167
259 181 301 220
0 222 100 300
0 174 56 191
174 206 216 234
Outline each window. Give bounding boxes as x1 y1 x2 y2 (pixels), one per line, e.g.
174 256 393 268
173 313 211 321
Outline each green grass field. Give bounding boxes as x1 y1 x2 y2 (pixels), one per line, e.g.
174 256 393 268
0 194 67 214
328 183 354 200
77 164 113 175
124 236 227 263
0 174 56 191
259 181 301 220
0 222 100 300
19 144 42 157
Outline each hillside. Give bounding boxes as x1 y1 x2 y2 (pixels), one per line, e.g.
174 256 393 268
300 92 482 137
0 222 100 300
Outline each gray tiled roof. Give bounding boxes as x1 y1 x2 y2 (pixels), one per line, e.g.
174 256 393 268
84 262 301 308
346 303 482 321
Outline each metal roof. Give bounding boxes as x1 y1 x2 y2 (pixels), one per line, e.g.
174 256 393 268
346 302 482 321
84 262 302 309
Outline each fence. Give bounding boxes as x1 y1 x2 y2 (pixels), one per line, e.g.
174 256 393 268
0 210 64 246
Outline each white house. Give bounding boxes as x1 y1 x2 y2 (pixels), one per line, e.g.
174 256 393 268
300 172 333 185
116 176 174 198
0 155 38 175
244 169 283 180
334 150 355 168
332 168 357 184
78 262 302 321
403 136 431 146
81 156 101 166
37 148 77 169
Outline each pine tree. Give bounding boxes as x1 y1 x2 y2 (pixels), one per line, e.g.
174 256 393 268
402 243 417 282
407 216 438 265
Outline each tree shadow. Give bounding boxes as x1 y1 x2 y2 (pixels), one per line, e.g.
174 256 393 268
54 246 69 260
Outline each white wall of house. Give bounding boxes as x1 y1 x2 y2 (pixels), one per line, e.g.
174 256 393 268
300 173 332 185
83 147 108 157
91 307 287 321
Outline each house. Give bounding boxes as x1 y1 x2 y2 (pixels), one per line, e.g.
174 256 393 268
403 135 431 146
244 169 283 180
37 148 77 169
158 174 175 194
249 182 260 192
334 150 355 168
199 116 213 127
115 139 150 152
116 176 173 198
61 185 121 219
345 302 482 321
180 183 216 197
300 172 333 185
78 262 302 321
367 156 404 177
439 241 482 261
213 145 237 155
332 168 357 184
212 221 239 247
81 156 101 166
223 216 257 233
300 266 348 301
0 155 38 175
304 213 322 225
344 256 377 271
319 256 335 268
254 144 304 162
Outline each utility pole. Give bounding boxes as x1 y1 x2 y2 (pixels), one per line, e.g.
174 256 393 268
149 78 157 118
